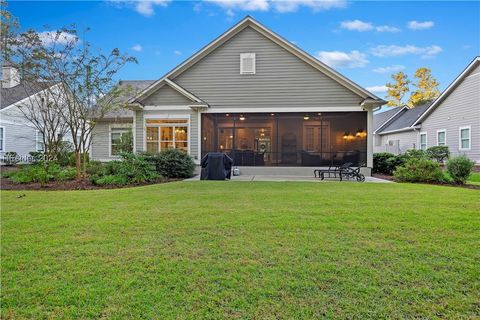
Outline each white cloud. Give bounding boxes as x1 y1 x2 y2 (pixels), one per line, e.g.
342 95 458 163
110 0 170 17
204 0 346 14
131 44 143 52
316 50 368 68
174 50 182 55
372 65 405 73
340 20 400 32
407 20 434 30
376 25 400 33
340 20 373 32
37 31 79 46
370 44 442 58
366 85 388 94
273 0 347 13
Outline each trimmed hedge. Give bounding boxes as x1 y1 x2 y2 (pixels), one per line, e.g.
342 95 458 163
393 158 444 183
143 149 195 179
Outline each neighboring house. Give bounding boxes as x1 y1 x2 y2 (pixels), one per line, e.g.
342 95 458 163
1 64 52 161
91 16 385 174
374 56 479 163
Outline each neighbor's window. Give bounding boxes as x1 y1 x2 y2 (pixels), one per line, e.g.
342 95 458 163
459 126 471 150
420 132 427 151
240 53 256 75
0 127 4 151
437 130 446 146
110 128 133 156
36 131 44 152
145 119 188 153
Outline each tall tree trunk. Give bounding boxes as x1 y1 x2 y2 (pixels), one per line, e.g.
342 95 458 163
75 151 82 179
82 152 88 177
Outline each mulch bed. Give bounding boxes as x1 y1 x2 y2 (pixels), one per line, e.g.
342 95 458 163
1 178 177 191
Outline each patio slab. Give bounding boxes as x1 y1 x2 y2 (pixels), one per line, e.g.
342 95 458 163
186 175 393 183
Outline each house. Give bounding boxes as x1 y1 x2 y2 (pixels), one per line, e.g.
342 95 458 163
374 56 479 163
91 16 385 175
0 63 60 162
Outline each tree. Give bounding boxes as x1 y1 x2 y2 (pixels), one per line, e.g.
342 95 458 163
1 0 19 63
11 27 136 178
385 72 410 107
408 67 440 108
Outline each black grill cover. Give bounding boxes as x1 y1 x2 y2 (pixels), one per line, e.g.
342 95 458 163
200 152 233 180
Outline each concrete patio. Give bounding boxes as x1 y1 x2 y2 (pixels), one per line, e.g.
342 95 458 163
187 175 392 183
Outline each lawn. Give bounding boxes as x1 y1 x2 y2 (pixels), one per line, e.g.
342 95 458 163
1 182 479 319
468 172 480 185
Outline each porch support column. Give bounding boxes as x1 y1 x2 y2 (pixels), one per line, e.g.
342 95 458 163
366 107 374 168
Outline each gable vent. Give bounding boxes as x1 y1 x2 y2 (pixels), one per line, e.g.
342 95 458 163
240 53 256 75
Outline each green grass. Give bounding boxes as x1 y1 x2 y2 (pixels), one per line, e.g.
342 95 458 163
468 172 480 185
1 182 479 319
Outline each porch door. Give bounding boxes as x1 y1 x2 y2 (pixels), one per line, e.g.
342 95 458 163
303 123 330 157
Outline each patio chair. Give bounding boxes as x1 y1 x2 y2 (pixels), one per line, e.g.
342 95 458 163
314 162 352 181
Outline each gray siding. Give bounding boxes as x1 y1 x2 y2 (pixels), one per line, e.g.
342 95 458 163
135 110 144 153
190 111 199 160
374 130 418 154
420 63 480 162
0 120 37 157
91 120 132 160
143 84 192 106
173 26 364 109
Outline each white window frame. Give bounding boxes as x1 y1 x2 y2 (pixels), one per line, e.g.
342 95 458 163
459 126 471 151
419 132 427 151
144 116 190 154
109 124 133 157
240 53 256 75
36 130 45 152
0 126 4 151
436 129 446 146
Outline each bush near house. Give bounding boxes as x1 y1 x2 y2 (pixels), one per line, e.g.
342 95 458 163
393 158 444 183
447 156 475 184
426 146 450 163
8 162 76 185
143 149 195 179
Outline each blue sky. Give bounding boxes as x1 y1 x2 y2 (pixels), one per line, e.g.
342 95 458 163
8 1 480 97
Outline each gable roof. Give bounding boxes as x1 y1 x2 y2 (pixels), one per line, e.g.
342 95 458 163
373 106 405 133
130 16 385 106
1 81 56 110
376 103 431 134
412 56 480 126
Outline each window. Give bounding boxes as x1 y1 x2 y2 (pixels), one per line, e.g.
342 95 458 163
36 131 44 152
145 119 188 153
420 132 427 151
459 126 471 150
0 127 4 151
110 128 133 156
437 130 446 146
240 53 256 75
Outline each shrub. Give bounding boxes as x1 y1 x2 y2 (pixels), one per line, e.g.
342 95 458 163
68 152 90 167
90 153 160 185
402 149 428 160
447 156 475 184
393 158 444 183
57 141 74 166
427 146 450 163
143 149 195 179
29 152 45 164
373 153 395 174
86 161 106 177
9 162 76 185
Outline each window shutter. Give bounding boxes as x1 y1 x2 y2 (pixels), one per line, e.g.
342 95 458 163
240 53 256 74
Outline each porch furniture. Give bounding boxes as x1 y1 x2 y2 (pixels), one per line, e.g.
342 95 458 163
341 166 366 182
200 152 233 180
314 162 352 181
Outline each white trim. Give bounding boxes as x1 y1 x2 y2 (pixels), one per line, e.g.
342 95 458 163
413 57 480 126
0 126 5 151
130 17 383 104
240 52 256 75
143 114 191 155
0 83 60 113
373 106 407 134
419 131 427 151
436 129 446 146
459 125 471 151
203 106 366 113
143 105 193 111
197 110 202 163
378 126 417 135
108 123 133 158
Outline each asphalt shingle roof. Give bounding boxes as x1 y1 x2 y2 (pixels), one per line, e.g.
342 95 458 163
1 81 55 110
377 102 431 133
102 80 156 119
373 107 403 132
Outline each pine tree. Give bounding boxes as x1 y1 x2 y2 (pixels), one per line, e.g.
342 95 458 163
385 72 410 106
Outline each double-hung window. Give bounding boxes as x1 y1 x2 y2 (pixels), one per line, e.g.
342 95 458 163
459 126 471 150
419 132 427 151
36 131 45 152
110 127 133 156
145 119 188 153
437 130 446 146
